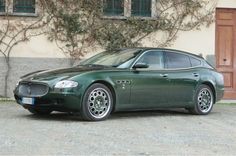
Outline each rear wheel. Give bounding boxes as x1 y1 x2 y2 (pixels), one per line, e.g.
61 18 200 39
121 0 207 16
28 108 52 115
81 83 113 121
189 84 214 115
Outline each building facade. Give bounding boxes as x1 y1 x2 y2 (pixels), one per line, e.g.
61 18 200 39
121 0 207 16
0 0 236 99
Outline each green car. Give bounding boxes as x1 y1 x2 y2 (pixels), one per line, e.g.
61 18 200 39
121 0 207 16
14 48 224 121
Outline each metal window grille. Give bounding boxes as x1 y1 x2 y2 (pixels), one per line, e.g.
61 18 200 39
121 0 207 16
103 0 124 16
0 0 5 12
132 0 151 17
13 0 35 13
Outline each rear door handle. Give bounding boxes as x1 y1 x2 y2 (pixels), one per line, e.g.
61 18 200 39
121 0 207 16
160 74 168 78
193 73 199 77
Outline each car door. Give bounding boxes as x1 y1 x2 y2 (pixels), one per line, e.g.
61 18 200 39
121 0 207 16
130 50 171 109
163 51 200 106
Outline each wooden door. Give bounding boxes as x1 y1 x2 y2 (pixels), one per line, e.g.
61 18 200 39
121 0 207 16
216 8 236 99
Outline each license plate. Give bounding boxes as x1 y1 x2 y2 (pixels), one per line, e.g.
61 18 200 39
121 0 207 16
22 97 35 105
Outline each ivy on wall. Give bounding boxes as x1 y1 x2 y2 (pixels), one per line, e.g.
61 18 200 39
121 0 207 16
43 0 217 60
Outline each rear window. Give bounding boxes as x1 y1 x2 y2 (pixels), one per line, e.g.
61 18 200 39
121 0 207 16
190 57 201 67
204 61 214 69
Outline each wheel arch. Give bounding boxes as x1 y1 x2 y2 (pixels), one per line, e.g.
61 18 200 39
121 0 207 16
201 81 216 104
91 80 117 111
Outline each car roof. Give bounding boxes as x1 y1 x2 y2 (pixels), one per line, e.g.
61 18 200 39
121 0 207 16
120 47 204 59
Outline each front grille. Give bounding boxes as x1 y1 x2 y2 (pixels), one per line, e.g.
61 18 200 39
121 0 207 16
18 82 49 97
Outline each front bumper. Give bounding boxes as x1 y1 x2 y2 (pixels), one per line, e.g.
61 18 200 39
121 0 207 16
14 82 83 112
14 92 82 112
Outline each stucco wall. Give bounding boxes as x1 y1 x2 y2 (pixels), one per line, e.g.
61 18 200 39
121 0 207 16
169 0 236 58
1 0 236 97
4 0 236 59
9 36 67 58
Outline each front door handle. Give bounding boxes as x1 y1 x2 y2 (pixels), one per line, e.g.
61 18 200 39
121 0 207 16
160 74 168 78
193 73 199 77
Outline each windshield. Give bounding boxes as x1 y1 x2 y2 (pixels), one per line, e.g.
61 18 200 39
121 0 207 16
79 49 142 68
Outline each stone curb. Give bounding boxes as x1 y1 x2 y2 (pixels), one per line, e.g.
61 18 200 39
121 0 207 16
0 98 15 101
218 100 236 104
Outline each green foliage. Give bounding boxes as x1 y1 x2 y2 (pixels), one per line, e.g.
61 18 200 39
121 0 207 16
43 0 216 59
94 21 138 50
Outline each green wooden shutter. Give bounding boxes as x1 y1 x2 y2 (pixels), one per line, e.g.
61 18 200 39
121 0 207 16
132 0 151 17
103 0 124 16
13 0 35 13
0 0 5 12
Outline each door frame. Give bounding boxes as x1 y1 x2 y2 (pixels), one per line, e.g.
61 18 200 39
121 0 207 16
215 8 236 99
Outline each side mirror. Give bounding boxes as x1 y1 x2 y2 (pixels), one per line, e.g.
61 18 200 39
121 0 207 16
133 62 149 69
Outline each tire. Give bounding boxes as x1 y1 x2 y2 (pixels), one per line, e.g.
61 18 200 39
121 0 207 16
189 84 214 115
28 108 52 115
81 83 113 121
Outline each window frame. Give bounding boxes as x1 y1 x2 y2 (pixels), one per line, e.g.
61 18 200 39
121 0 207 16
131 49 204 70
189 56 202 67
131 0 152 17
131 50 165 70
165 51 192 69
13 0 36 14
163 50 203 70
103 0 124 17
136 51 164 70
0 0 37 17
0 0 5 13
102 0 158 20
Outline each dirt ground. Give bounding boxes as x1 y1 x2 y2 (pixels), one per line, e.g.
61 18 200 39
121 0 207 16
0 102 236 155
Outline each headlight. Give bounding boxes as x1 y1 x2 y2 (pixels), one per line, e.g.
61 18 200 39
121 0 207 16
54 80 78 88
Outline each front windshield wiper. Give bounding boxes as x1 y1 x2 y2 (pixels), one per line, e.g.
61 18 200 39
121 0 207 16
111 65 119 67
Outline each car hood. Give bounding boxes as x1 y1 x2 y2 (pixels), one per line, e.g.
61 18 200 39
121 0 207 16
21 65 113 82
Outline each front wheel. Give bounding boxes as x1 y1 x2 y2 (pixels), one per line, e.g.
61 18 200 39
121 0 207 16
81 83 113 121
189 84 214 115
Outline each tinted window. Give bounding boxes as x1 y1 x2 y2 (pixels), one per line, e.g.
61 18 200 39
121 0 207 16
204 61 214 69
190 57 201 67
131 0 151 17
103 0 124 16
0 0 5 12
165 52 191 69
13 0 35 13
137 51 164 70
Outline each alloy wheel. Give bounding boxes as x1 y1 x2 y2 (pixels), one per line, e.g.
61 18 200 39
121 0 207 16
87 88 111 119
197 88 213 113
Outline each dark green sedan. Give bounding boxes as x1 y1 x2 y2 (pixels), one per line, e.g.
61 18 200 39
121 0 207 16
14 48 224 121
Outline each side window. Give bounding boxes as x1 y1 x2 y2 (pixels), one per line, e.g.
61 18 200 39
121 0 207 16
190 57 201 67
165 52 191 69
137 51 164 70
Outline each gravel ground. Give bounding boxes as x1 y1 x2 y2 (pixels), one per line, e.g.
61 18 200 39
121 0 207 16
0 102 236 155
